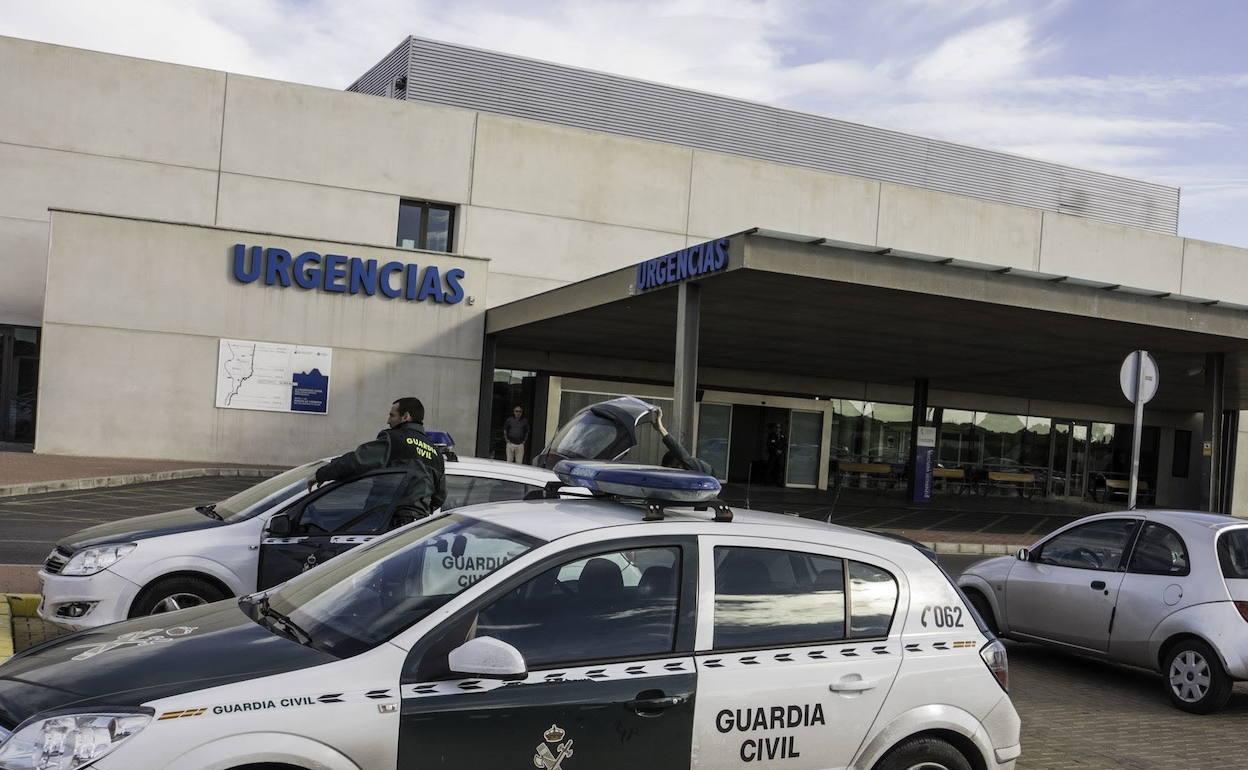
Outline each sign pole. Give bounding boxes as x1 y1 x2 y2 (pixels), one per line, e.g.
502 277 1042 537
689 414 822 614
1128 350 1145 509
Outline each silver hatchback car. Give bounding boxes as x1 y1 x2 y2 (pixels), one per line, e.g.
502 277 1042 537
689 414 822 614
959 510 1248 713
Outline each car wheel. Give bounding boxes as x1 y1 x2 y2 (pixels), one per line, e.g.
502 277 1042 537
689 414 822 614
1163 638 1233 714
964 589 999 636
130 576 228 618
873 736 972 770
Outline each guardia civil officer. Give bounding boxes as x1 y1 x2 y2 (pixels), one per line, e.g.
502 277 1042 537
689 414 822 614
310 397 447 525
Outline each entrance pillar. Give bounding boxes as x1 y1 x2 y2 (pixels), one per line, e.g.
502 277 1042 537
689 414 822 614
474 334 497 458
1201 353 1226 512
909 378 931 502
672 282 701 449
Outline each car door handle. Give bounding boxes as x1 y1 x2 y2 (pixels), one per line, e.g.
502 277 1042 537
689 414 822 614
1090 580 1107 591
626 691 686 715
829 675 885 693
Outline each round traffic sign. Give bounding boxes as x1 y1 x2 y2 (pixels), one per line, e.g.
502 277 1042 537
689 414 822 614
1120 350 1159 405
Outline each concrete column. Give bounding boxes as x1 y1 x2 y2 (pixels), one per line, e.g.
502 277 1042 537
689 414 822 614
1201 353 1226 512
909 378 930 491
474 334 497 459
671 282 701 449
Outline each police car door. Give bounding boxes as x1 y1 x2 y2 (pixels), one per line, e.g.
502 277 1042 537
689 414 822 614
397 536 699 770
257 471 406 589
694 535 903 770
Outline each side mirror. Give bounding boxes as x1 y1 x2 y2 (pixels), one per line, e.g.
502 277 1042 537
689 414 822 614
1016 548 1031 562
267 513 292 538
448 636 527 680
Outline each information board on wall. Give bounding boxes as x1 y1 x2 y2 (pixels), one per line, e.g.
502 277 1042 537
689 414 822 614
215 338 332 415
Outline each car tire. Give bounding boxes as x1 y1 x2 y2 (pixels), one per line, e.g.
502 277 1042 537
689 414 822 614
1163 638 1234 714
873 736 972 770
129 576 228 618
964 589 999 636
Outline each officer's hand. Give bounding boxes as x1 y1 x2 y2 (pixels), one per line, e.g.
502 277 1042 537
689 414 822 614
655 410 669 437
306 479 319 494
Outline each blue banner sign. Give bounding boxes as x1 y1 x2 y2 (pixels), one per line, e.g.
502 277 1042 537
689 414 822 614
634 238 729 292
231 244 465 304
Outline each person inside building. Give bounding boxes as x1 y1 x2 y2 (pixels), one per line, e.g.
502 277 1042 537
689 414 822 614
766 422 787 486
309 396 446 526
503 404 530 463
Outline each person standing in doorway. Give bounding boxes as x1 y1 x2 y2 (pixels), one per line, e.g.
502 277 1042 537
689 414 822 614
503 405 530 463
766 422 787 486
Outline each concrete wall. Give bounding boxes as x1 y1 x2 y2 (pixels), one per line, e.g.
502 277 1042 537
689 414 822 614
38 211 486 465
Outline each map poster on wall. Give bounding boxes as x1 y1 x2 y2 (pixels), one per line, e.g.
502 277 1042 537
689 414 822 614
215 339 332 415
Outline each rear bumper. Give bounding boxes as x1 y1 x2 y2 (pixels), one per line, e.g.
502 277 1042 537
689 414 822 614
983 695 1022 769
38 569 141 630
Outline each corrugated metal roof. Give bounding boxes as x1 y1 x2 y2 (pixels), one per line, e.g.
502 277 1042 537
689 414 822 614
348 36 1179 234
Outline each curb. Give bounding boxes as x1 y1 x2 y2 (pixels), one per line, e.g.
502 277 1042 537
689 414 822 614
0 594 48 664
0 467 281 499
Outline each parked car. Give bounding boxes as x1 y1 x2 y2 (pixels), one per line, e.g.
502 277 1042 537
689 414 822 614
1 460 1019 770
959 510 1248 713
37 457 563 629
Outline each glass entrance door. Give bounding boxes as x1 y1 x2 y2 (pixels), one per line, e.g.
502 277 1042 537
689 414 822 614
786 409 824 488
1047 420 1089 498
0 326 40 445
696 403 732 481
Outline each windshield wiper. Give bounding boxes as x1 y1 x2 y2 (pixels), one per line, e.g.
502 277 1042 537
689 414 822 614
195 504 222 521
254 597 313 646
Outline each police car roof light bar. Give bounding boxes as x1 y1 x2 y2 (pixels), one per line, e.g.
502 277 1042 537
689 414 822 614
553 461 722 504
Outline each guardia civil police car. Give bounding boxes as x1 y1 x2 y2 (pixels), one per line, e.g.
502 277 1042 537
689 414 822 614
0 407 1019 770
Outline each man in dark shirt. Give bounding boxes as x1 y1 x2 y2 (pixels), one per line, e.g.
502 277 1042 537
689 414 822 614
503 405 530 463
311 397 447 524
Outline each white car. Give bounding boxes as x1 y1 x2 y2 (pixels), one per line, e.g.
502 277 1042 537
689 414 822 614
0 461 1020 770
958 509 1248 713
38 457 561 630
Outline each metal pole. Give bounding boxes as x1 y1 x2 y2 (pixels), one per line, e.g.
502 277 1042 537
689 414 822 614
1201 353 1226 512
474 334 497 459
1128 350 1144 509
672 282 701 449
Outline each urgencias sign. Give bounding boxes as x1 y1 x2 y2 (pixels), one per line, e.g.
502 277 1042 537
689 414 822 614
231 244 465 304
634 238 729 293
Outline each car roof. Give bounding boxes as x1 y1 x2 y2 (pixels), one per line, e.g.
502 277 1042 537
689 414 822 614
446 456 559 483
1069 508 1248 538
453 496 924 559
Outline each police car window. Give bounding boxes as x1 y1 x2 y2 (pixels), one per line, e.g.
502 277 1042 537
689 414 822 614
848 561 899 638
264 514 540 658
1037 519 1138 572
442 475 473 509
298 474 404 535
473 546 680 668
217 460 327 522
1128 523 1190 576
713 546 846 651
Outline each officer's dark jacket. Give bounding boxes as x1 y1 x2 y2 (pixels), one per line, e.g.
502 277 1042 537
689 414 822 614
315 421 447 518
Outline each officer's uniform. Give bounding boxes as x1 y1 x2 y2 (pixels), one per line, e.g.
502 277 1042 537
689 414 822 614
315 420 447 523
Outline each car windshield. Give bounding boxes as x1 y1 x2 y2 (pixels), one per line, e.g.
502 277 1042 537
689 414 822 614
217 461 327 522
261 513 542 658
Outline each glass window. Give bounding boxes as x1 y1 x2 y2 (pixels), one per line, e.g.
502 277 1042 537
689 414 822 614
786 411 823 486
697 403 732 481
265 514 541 658
1037 519 1138 571
473 546 681 668
713 546 845 650
1172 430 1192 478
396 200 455 252
443 475 535 510
218 460 328 522
849 562 898 638
1217 529 1248 579
864 403 912 465
298 473 403 534
1128 523 1189 576
937 409 979 468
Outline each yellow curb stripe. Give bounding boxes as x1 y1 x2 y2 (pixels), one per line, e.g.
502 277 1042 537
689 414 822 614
5 594 40 618
0 599 13 664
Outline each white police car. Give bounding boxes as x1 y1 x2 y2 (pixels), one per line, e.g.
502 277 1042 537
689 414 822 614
0 458 1020 770
38 456 562 629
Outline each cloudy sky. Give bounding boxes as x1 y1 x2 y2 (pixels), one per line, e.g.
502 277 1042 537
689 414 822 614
5 0 1246 245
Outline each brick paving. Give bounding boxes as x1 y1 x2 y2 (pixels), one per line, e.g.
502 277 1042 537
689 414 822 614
0 452 273 486
11 615 68 651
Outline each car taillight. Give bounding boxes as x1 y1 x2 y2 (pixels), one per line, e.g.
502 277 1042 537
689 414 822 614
1234 601 1248 623
980 639 1009 692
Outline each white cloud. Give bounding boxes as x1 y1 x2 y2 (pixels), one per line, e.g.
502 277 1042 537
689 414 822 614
910 17 1038 89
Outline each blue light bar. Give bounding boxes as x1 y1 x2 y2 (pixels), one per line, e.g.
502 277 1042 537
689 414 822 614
553 461 721 503
426 430 454 448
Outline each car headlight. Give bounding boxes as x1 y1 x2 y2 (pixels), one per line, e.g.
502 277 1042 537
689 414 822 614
0 710 151 770
60 544 136 577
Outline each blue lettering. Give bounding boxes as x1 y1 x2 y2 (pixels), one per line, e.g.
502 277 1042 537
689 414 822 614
264 248 292 287
713 238 729 269
293 251 321 289
323 254 348 293
349 258 378 296
636 263 647 291
647 259 658 288
405 264 421 300
443 268 465 304
379 261 404 299
418 266 444 302
655 257 667 284
666 254 677 282
232 244 262 283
